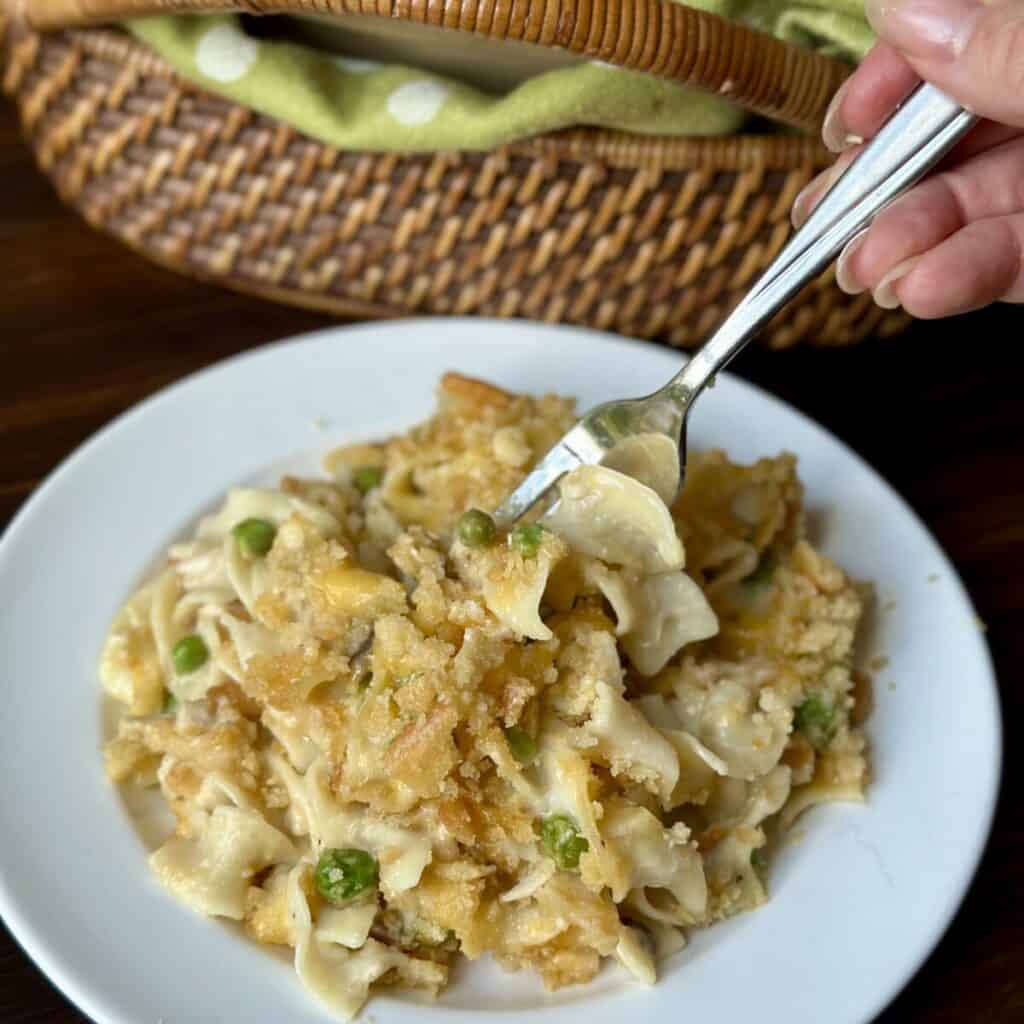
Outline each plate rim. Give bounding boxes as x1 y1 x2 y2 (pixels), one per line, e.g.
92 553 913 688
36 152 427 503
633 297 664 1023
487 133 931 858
0 317 1003 1024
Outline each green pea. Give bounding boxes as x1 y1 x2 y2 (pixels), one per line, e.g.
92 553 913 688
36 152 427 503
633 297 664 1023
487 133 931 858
353 465 384 495
538 813 589 871
794 691 836 749
606 405 633 435
504 726 537 765
750 848 768 872
232 517 277 557
163 691 179 714
457 508 496 548
314 847 379 904
510 523 544 559
172 635 208 675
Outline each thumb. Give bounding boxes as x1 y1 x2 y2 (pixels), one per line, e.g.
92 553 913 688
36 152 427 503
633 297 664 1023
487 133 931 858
867 0 1024 127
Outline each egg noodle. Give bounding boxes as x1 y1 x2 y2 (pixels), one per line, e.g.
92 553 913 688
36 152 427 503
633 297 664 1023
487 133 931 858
101 374 870 1019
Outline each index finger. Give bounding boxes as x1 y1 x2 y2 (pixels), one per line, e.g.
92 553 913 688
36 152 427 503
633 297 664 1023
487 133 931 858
824 42 919 151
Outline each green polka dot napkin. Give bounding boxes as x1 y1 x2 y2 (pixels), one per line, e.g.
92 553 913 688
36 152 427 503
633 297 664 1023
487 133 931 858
127 0 871 152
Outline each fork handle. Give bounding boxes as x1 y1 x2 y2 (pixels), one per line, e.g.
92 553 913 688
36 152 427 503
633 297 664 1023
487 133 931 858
666 84 979 402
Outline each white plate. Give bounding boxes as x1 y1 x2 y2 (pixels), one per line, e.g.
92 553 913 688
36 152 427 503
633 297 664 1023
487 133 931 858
0 319 1001 1024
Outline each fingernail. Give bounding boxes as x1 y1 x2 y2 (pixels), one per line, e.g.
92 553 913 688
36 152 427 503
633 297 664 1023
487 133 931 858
792 160 847 228
873 257 918 309
865 0 983 61
835 231 869 295
822 78 853 153
792 181 818 229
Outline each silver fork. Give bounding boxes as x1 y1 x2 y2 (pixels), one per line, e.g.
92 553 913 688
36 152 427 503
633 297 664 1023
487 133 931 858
493 84 977 527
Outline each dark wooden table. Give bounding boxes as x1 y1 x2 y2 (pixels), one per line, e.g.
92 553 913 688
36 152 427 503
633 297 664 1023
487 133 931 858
1 98 1021 1023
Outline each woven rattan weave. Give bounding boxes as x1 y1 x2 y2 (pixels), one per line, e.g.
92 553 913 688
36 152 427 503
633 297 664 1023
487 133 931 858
0 0 909 346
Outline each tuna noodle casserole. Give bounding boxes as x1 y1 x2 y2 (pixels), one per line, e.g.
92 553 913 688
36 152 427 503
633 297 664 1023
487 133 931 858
101 374 869 1019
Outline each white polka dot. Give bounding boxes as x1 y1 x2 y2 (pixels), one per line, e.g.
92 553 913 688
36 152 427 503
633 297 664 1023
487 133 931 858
386 80 450 127
195 23 260 83
333 55 383 73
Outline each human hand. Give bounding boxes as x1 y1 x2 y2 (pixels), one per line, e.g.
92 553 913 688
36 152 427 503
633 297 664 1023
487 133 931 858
792 0 1024 318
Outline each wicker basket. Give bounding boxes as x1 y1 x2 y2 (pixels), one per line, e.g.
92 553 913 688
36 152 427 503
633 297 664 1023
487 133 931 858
0 0 908 347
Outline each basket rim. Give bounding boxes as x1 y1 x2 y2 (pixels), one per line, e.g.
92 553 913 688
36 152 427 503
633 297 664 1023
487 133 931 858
8 0 851 133
39 23 835 169
48 24 834 169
